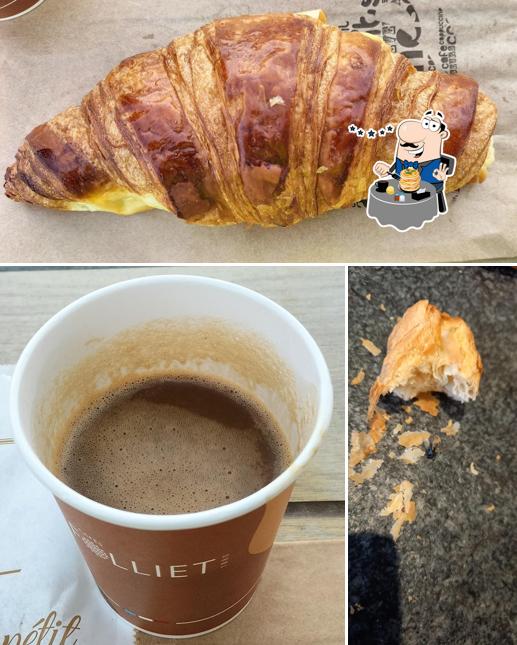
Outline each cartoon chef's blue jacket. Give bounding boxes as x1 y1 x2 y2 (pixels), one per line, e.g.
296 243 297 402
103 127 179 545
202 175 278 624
390 155 456 192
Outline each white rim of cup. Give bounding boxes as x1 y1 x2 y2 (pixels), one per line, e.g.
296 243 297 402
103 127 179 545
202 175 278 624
0 0 47 22
10 275 334 531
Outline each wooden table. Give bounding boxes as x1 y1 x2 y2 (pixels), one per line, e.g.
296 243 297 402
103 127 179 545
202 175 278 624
0 267 345 542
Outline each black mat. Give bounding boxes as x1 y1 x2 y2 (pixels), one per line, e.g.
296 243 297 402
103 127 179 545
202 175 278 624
348 267 517 645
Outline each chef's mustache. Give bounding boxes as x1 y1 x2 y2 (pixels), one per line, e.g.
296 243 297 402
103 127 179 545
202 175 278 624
399 141 421 149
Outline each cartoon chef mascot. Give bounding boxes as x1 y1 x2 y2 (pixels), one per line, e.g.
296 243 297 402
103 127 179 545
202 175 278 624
373 110 456 214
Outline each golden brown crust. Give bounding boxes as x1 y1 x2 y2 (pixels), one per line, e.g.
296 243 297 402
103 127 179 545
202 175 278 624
316 31 382 208
368 300 482 420
4 13 497 222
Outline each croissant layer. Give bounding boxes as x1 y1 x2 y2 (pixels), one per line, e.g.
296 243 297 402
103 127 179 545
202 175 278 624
5 12 497 225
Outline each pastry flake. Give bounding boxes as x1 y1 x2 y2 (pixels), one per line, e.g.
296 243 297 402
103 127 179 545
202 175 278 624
361 338 382 357
398 447 425 464
398 430 430 448
414 392 440 416
441 420 460 436
380 480 416 541
351 368 366 386
348 458 383 485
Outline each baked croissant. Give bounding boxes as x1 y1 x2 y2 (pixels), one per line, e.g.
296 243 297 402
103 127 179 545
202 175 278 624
4 11 497 226
368 300 482 421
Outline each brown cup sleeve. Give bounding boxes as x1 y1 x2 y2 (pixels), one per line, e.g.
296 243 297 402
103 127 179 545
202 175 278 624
56 485 293 637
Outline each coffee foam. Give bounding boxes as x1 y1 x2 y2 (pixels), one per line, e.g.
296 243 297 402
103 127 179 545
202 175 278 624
57 375 293 514
36 318 314 475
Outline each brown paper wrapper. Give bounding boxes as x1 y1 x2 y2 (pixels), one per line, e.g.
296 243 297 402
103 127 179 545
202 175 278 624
1 0 514 261
135 540 345 644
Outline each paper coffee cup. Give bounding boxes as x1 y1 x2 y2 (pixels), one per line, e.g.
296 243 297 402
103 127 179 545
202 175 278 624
0 0 47 21
10 275 333 638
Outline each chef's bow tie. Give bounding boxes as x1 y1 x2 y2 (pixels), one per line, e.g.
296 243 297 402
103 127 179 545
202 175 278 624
402 160 419 169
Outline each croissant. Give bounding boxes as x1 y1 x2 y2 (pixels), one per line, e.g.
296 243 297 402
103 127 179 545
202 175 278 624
368 300 482 421
4 11 497 227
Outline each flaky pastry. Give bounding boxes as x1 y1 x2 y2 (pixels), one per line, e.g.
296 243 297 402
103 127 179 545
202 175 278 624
5 11 497 224
368 300 482 420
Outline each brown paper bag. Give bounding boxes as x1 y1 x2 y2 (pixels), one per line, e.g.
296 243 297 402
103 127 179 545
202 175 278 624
134 540 345 645
0 0 514 262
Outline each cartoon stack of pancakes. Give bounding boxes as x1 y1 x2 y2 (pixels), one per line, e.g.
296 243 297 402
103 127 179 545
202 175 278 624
399 168 421 192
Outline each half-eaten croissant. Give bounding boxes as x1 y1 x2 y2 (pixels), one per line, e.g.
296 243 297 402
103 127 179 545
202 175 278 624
4 11 497 226
368 299 483 421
